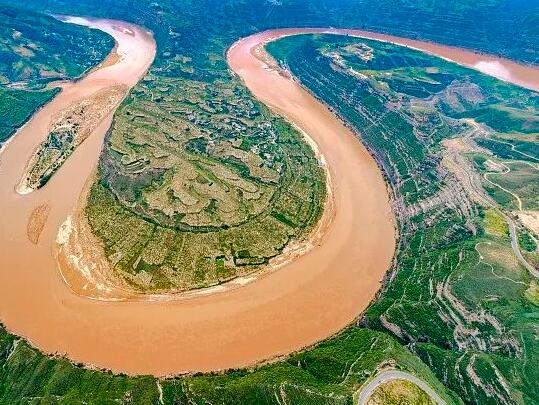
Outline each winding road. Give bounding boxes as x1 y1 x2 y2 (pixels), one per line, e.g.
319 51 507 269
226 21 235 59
0 18 538 376
481 162 538 277
356 370 446 405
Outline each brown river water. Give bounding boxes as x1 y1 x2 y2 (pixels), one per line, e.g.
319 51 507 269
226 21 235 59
0 20 538 376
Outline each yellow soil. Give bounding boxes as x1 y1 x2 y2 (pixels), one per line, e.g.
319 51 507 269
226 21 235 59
26 204 50 245
517 211 539 236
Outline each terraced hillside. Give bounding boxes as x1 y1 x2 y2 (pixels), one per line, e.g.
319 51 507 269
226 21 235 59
86 68 325 291
0 4 113 144
267 34 539 404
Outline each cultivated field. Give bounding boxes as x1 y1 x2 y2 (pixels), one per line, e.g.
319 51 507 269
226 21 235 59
88 73 326 291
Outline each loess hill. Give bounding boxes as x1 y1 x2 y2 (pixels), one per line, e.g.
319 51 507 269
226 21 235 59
88 72 325 292
268 34 539 404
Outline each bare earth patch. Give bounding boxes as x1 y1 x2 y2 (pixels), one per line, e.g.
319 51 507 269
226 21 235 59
93 45 121 70
56 177 134 300
27 204 50 245
517 211 539 236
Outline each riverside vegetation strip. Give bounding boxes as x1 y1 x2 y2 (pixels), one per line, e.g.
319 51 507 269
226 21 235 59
0 0 538 403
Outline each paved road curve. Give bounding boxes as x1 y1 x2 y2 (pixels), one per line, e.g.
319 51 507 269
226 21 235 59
357 370 446 405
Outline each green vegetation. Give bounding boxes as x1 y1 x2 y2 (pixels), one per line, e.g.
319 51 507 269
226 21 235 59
162 329 457 405
366 379 436 405
525 282 539 306
24 127 78 189
0 325 457 404
0 3 113 144
483 161 539 210
484 209 509 237
9 0 539 66
0 326 159 404
87 76 325 291
267 34 539 404
1 0 539 403
0 86 57 144
0 5 113 86
519 230 537 252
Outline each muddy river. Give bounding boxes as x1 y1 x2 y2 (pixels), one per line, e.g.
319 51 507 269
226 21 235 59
0 19 537 376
